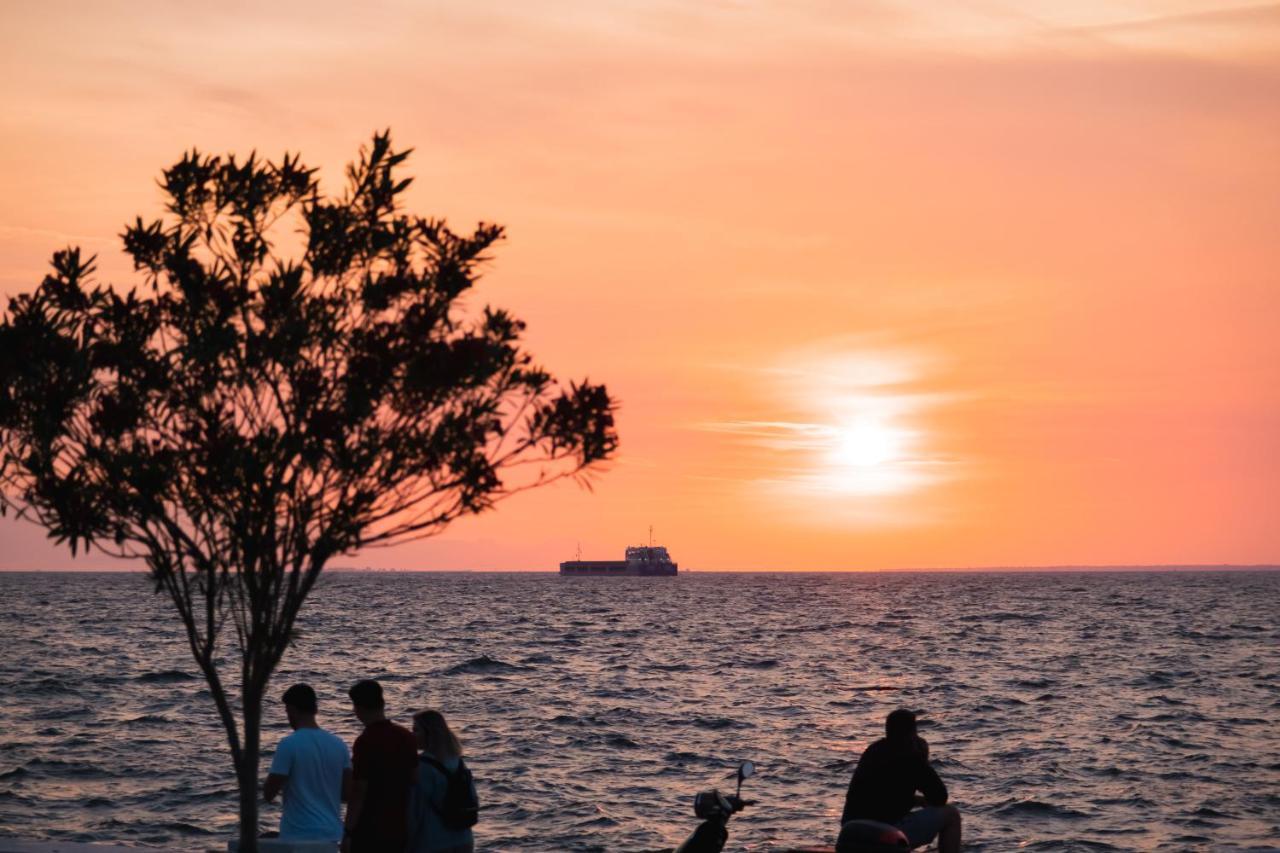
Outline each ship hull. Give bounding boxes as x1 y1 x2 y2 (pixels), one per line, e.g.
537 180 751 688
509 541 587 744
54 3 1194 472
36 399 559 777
559 560 677 576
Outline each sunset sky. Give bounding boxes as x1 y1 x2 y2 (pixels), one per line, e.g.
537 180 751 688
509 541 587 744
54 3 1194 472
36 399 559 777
2 1 1277 570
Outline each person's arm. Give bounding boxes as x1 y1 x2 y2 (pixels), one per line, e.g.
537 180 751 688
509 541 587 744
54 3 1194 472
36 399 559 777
918 759 948 807
841 760 865 825
345 778 368 835
910 738 932 805
406 768 425 846
343 739 361 834
264 737 293 804
263 773 287 803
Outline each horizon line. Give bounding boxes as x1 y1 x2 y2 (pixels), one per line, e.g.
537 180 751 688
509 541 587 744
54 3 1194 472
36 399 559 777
2 564 1278 574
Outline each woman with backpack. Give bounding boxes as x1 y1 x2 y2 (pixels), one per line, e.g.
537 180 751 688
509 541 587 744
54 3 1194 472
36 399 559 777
407 709 478 853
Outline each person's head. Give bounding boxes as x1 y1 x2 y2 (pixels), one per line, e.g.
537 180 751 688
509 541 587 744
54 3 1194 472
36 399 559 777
413 709 463 760
348 679 386 724
885 708 918 744
281 683 318 729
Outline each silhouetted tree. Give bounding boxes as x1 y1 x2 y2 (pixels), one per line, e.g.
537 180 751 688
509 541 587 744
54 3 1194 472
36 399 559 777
0 132 616 850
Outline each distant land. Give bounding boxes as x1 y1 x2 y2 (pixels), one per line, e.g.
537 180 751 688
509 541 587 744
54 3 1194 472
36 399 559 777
1 565 1277 573
327 564 1280 573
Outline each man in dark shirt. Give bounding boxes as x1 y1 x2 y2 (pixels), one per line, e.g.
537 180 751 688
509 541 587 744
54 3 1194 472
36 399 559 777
842 709 962 852
342 679 419 853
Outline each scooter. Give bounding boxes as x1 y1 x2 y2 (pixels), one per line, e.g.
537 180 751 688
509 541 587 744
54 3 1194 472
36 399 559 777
671 760 756 853
669 760 911 853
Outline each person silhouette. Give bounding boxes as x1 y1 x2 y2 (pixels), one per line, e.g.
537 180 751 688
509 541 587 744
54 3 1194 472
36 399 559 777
407 709 477 853
263 684 352 844
342 679 418 852
841 709 961 852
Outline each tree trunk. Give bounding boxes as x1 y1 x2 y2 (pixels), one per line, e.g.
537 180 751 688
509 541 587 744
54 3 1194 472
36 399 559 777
236 686 264 853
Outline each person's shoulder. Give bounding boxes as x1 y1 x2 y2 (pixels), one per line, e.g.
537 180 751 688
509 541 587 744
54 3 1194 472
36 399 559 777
272 730 299 759
417 756 444 782
364 719 415 749
861 738 890 758
315 727 350 752
857 738 904 771
389 720 417 745
419 754 455 776
276 729 303 749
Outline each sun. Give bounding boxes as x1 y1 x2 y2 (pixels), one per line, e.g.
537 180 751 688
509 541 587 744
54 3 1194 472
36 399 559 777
827 420 902 468
817 418 919 496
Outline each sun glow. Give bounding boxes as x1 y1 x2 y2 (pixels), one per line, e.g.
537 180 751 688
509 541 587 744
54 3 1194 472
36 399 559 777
702 347 952 508
828 419 903 468
814 413 925 498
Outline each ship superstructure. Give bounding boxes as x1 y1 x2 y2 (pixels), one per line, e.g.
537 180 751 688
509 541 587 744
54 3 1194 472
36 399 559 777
559 538 678 576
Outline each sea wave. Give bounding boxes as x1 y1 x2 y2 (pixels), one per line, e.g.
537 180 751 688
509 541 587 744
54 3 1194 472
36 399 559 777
2 570 1278 850
441 654 532 675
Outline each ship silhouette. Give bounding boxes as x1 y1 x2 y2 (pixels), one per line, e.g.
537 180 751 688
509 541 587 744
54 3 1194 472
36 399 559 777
559 528 678 576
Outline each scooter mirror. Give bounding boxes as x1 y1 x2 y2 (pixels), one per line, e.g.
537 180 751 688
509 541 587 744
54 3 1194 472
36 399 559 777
735 760 755 800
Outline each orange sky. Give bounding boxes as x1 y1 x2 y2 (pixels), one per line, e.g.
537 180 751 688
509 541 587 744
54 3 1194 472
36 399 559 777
2 1 1277 569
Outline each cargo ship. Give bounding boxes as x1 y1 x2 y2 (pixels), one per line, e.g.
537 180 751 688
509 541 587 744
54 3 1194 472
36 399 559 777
559 538 678 576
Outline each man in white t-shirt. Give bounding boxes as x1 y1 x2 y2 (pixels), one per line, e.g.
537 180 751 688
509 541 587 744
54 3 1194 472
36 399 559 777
263 683 353 843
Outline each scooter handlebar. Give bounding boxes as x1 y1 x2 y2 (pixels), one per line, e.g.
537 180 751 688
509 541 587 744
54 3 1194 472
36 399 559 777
693 790 754 818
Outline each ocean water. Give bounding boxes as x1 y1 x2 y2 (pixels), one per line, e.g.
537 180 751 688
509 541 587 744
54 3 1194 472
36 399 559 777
0 570 1277 852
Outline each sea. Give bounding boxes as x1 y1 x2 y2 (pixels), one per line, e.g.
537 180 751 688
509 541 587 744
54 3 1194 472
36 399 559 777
0 570 1277 852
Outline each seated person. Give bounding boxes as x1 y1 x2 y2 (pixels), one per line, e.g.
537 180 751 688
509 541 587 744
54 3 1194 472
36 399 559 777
841 709 962 852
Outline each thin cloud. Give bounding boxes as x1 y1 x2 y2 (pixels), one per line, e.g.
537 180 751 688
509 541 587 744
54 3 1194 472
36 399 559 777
692 342 966 509
1065 3 1280 36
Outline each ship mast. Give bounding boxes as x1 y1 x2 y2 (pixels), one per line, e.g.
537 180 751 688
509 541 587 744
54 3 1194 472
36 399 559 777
649 524 653 547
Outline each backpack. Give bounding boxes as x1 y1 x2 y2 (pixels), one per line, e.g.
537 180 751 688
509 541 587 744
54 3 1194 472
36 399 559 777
421 755 479 830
